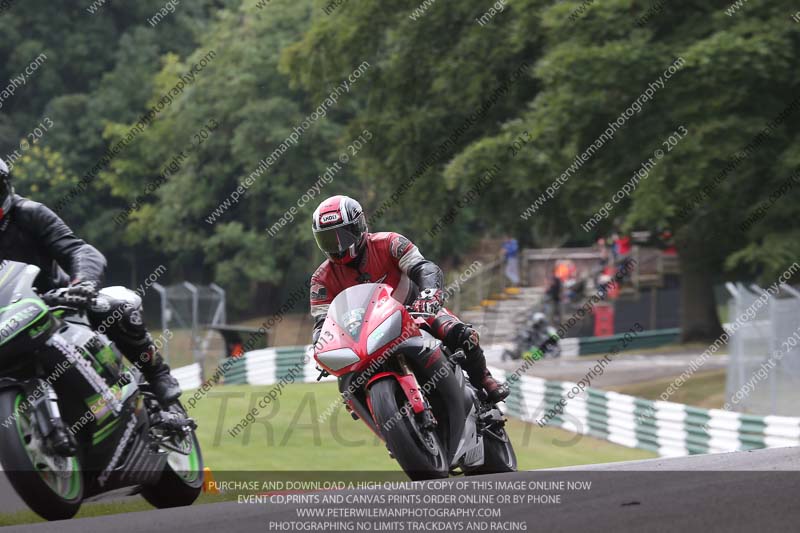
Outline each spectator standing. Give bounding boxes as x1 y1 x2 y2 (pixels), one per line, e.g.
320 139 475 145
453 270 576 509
546 274 562 323
501 236 520 286
615 233 632 261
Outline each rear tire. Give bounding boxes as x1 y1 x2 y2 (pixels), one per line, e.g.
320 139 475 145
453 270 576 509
468 426 517 475
141 404 203 509
369 379 448 481
0 389 83 521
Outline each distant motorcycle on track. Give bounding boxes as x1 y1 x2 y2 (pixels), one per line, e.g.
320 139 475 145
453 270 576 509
0 261 203 521
502 312 561 361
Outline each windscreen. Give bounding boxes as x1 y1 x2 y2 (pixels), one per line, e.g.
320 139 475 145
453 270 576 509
327 284 380 341
0 262 47 347
0 261 39 305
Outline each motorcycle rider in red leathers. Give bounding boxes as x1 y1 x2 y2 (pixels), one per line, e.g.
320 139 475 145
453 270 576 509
309 195 509 403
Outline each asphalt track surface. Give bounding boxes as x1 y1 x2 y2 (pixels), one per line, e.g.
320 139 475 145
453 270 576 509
3 447 798 533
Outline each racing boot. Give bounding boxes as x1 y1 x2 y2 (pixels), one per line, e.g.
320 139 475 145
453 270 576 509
462 343 510 403
478 369 510 404
144 363 182 407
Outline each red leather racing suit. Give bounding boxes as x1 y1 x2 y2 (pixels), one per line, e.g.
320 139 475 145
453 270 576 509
310 231 468 354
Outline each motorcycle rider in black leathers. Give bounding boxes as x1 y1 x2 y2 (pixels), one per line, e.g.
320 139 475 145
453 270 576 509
0 158 181 423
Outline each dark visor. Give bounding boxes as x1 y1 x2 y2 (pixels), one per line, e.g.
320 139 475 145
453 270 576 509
314 223 362 256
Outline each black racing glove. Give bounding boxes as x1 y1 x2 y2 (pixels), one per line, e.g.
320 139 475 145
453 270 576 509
65 280 99 307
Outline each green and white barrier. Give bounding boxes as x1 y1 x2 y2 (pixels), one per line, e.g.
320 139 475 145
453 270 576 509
177 347 800 457
495 369 800 457
217 346 334 385
173 362 202 391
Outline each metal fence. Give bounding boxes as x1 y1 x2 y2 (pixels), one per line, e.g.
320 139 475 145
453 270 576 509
725 282 800 416
151 282 226 367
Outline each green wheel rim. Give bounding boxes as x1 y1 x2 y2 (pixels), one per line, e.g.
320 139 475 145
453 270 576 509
14 394 82 500
166 433 201 484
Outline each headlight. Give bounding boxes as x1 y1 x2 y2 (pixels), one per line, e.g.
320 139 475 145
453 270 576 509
316 348 360 371
367 310 403 355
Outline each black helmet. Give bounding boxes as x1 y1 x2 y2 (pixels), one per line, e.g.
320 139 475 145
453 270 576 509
0 158 12 221
312 195 368 264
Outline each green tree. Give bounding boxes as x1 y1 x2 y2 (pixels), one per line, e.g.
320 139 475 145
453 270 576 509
101 0 344 311
448 0 800 341
281 0 546 259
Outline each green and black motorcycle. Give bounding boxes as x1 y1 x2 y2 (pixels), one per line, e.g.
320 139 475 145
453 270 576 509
0 260 203 521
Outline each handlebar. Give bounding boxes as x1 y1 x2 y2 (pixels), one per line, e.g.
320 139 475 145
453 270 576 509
406 308 437 319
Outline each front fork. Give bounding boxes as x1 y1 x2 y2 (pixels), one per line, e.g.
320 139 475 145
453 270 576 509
396 356 437 431
27 379 76 451
366 356 437 432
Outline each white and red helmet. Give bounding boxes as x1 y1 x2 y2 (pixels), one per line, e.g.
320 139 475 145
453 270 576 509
312 195 368 264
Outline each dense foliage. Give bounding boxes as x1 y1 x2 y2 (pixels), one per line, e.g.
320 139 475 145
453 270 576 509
2 0 797 337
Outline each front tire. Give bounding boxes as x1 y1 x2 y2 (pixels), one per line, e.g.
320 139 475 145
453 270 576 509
369 379 448 481
141 404 203 509
0 389 83 521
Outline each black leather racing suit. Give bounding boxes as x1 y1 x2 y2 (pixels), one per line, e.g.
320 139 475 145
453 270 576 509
0 194 170 379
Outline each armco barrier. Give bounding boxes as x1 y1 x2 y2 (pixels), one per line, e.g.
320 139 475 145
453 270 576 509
525 328 681 357
172 348 800 457
495 370 800 456
577 328 681 355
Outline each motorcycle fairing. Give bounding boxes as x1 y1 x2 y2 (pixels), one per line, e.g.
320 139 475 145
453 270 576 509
0 299 48 347
0 263 54 362
450 404 484 468
0 262 40 303
338 373 381 437
316 284 420 375
92 408 167 493
366 372 426 415
85 377 139 433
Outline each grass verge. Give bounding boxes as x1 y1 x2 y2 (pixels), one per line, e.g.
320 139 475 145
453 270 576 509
1 383 655 525
607 369 727 409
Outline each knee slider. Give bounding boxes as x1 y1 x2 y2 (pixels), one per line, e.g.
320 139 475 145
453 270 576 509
459 325 480 351
444 323 479 352
432 315 458 341
108 301 147 341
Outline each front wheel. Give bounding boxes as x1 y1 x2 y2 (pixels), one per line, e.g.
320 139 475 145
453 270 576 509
0 388 83 521
141 403 203 509
369 378 448 481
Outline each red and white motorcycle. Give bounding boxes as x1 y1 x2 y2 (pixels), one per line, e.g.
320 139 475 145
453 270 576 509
314 283 516 480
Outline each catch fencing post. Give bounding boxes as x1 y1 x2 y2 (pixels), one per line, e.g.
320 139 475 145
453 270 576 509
183 282 201 368
152 282 169 363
